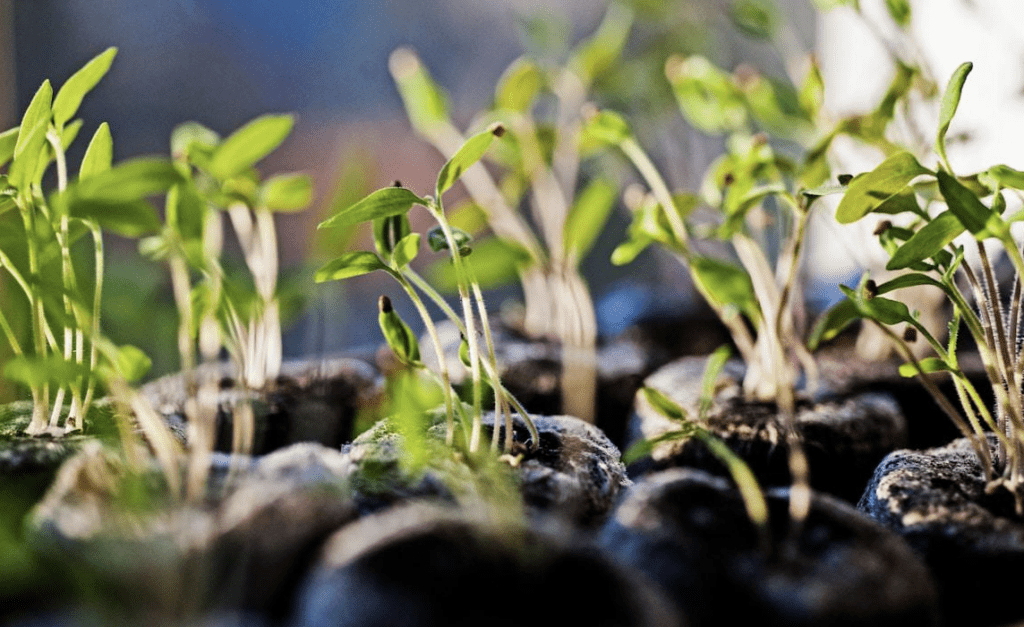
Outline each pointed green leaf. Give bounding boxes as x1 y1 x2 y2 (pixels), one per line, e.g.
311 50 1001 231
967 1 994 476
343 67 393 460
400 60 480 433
52 47 117 128
884 0 911 27
665 56 746 134
699 345 731 419
208 114 295 180
314 251 388 282
0 126 19 168
873 187 923 216
260 172 312 212
807 298 859 350
77 157 183 202
111 344 152 382
79 122 113 180
875 272 948 295
610 235 653 266
839 284 913 326
568 2 634 85
391 232 420 268
9 120 48 191
389 47 451 133
16 81 52 156
887 211 964 270
936 62 972 169
317 186 427 230
436 124 504 196
835 152 931 223
427 225 472 253
642 386 689 422
798 57 825 118
730 0 777 39
564 178 617 260
938 169 1001 236
898 357 951 378
582 109 633 146
691 256 760 324
495 57 543 112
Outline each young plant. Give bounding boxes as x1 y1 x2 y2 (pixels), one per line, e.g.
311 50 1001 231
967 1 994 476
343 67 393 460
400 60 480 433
0 48 184 436
385 3 633 423
816 61 1024 513
316 123 538 457
141 115 311 496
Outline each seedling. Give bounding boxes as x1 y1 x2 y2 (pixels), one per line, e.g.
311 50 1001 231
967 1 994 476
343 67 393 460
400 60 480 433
817 61 1024 513
385 3 633 423
316 124 538 457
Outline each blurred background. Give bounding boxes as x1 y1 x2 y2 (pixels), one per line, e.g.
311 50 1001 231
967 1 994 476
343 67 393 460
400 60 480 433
2 0 1023 396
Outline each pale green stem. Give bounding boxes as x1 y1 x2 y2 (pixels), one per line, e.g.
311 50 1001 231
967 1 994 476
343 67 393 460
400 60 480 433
80 223 104 422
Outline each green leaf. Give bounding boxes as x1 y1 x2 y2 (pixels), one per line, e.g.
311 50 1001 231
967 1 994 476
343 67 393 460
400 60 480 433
3 355 90 389
568 2 634 85
642 386 688 422
873 187 923 216
564 178 617 260
389 47 451 133
390 232 420 268
807 298 859 350
811 0 855 7
9 120 48 191
494 57 543 112
729 0 777 39
373 213 413 256
835 152 931 223
166 182 206 243
884 0 911 27
898 357 951 378
887 211 964 270
317 186 427 230
79 122 113 180
581 109 633 146
798 57 825 119
77 157 183 202
428 236 530 292
314 251 388 282
427 225 472 253
875 272 948 295
690 256 760 324
436 123 504 196
52 47 117 128
171 121 220 161
665 56 746 134
936 62 972 169
378 295 421 366
839 284 913 326
0 126 18 168
208 114 295 180
699 345 731 419
64 196 161 237
610 235 653 266
938 169 1002 236
983 165 1024 191
16 81 52 157
260 172 312 212
110 344 152 382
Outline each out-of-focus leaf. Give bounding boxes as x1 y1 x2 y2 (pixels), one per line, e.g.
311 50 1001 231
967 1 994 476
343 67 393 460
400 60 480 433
260 172 313 212
378 295 421 367
569 2 634 85
171 121 220 162
208 114 295 180
665 55 746 134
494 57 543 113
389 47 450 133
807 298 859 350
564 178 617 260
3 355 89 389
428 236 529 293
581 109 632 146
391 232 420 268
730 0 777 39
691 256 760 324
898 357 951 378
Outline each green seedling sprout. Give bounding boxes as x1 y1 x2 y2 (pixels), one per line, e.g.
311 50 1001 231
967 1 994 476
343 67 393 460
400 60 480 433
316 124 538 457
817 61 1024 513
625 344 771 551
384 3 632 424
1 47 183 436
141 114 311 497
